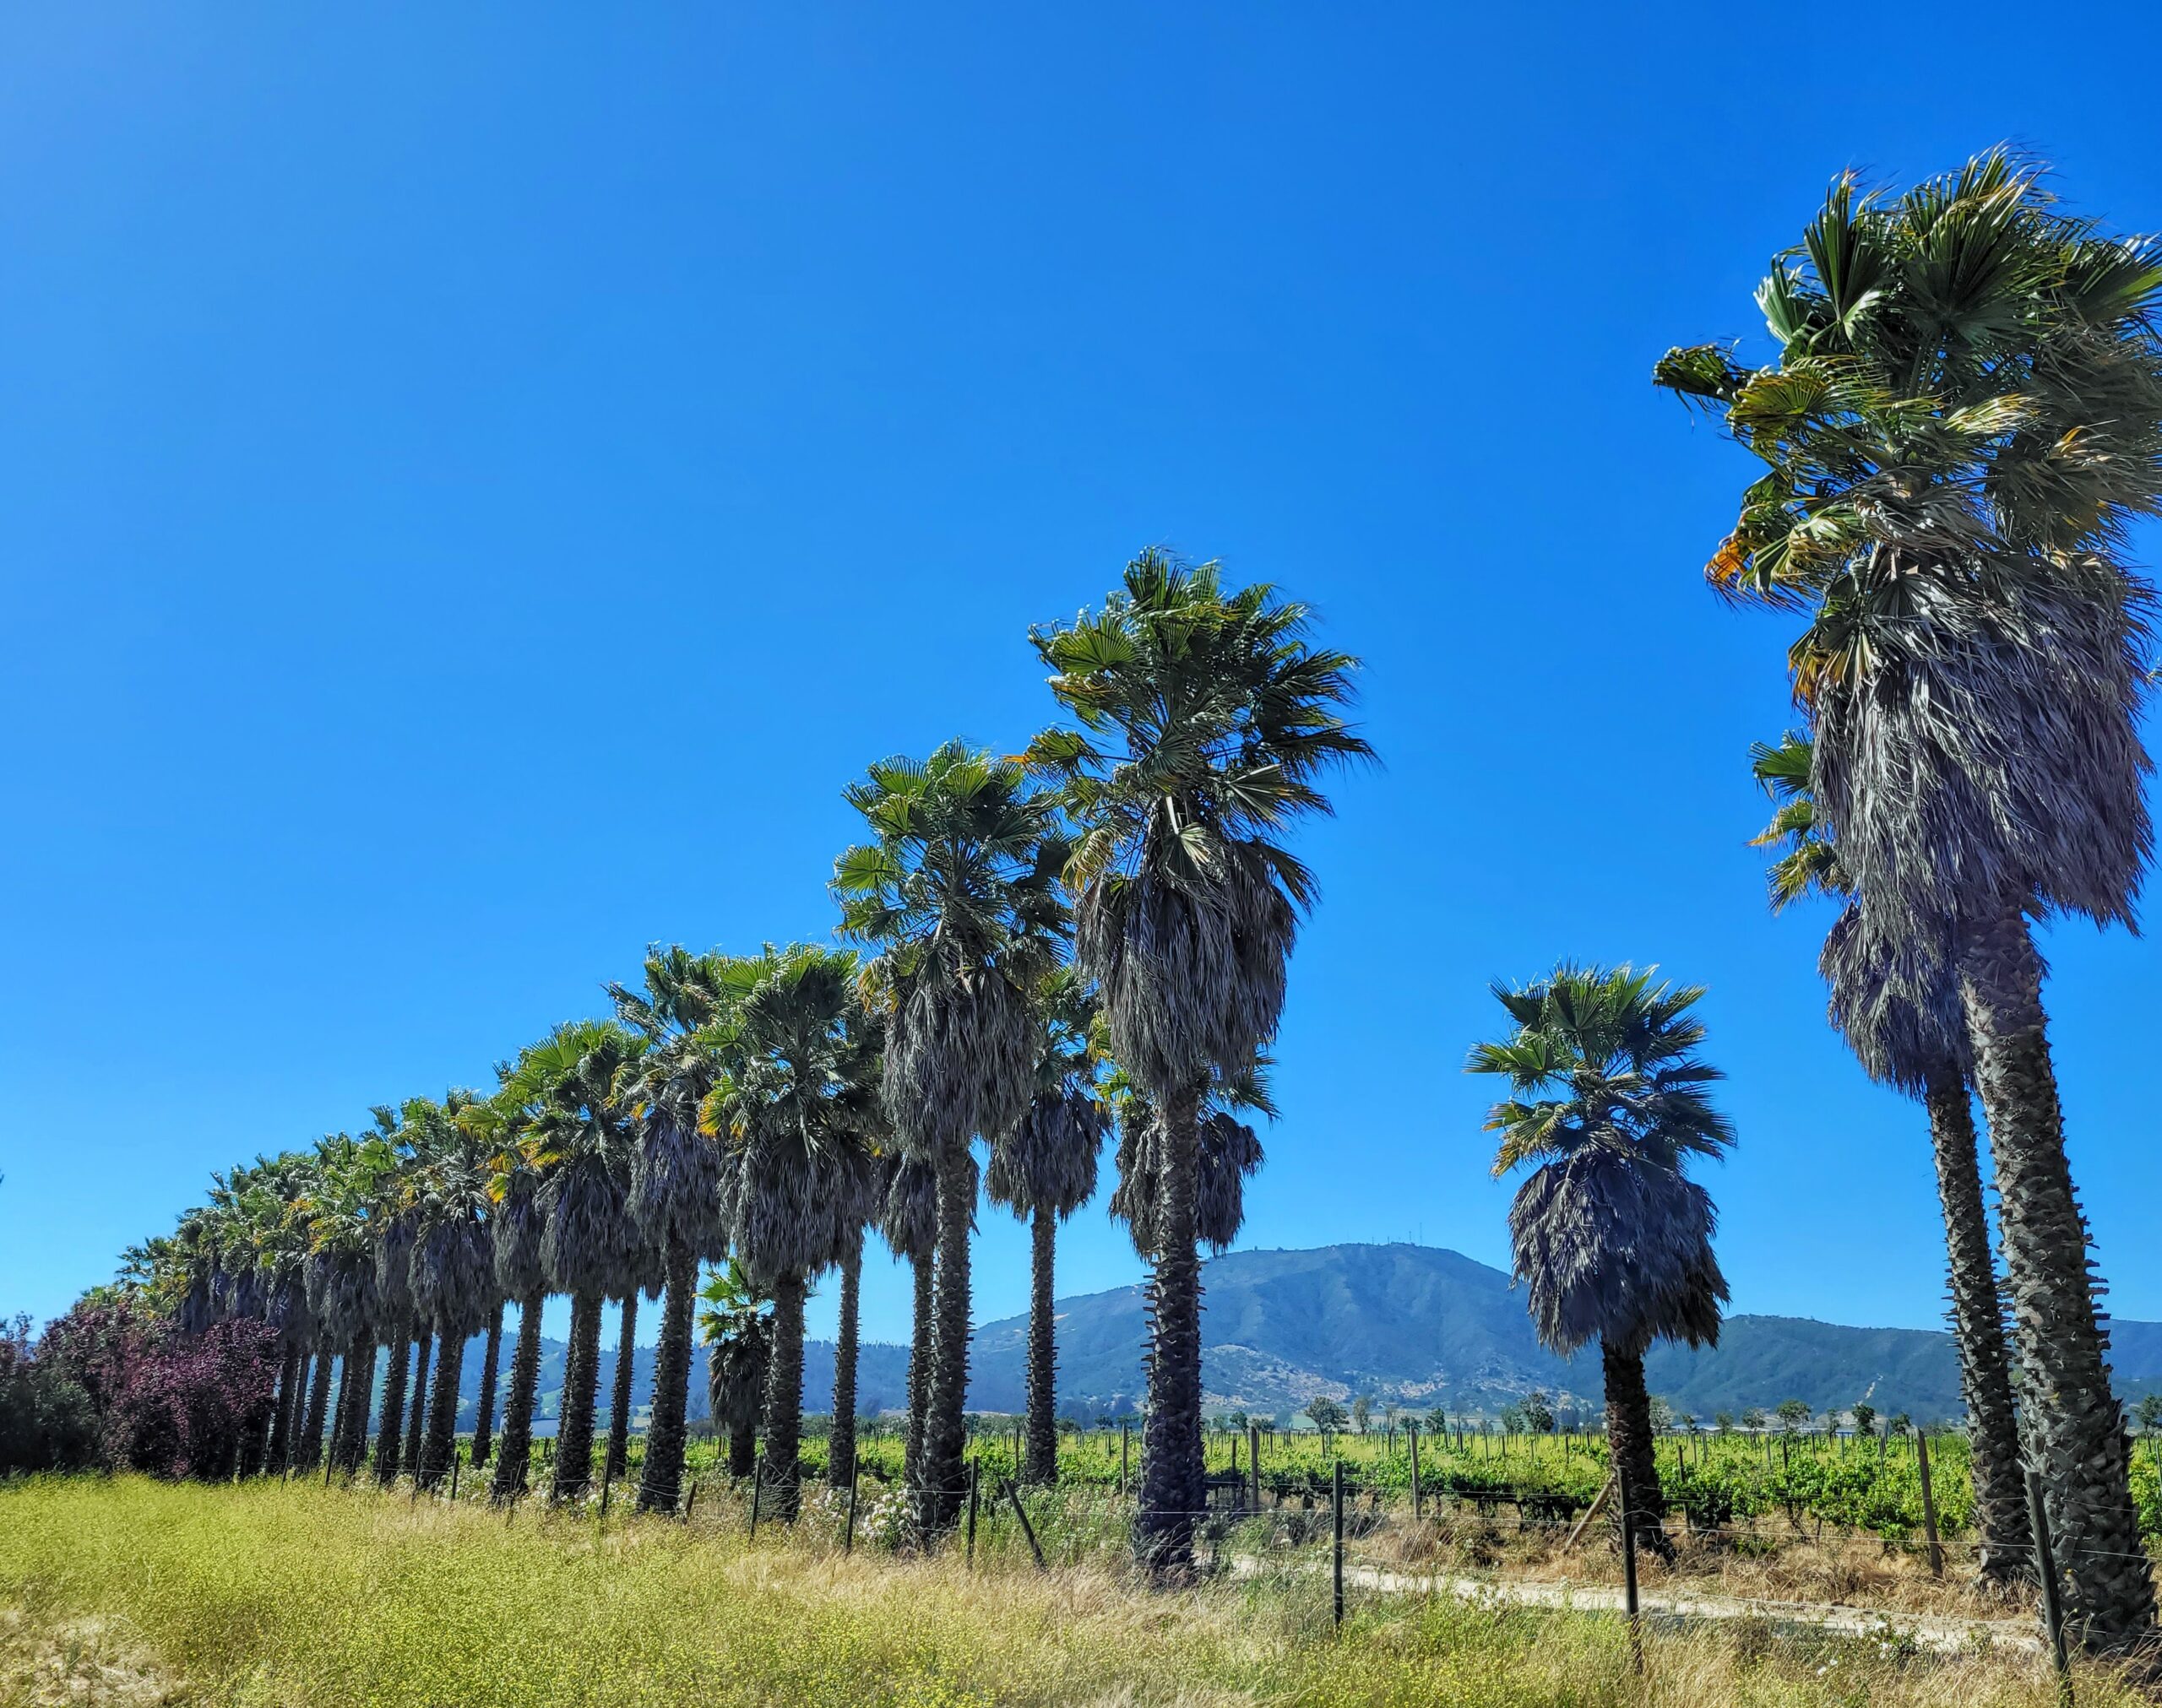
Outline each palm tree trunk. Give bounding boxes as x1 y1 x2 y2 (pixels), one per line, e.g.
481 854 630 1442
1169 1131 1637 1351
1960 903 2154 1649
553 1291 604 1501
492 1291 544 1502
403 1332 433 1473
1136 1085 1205 1575
919 1141 974 1536
729 1418 757 1480
334 1337 375 1472
372 1319 413 1483
828 1242 861 1488
904 1253 932 1494
1601 1340 1671 1562
605 1295 638 1485
1025 1206 1058 1485
265 1348 301 1472
638 1244 698 1513
471 1303 503 1469
418 1322 464 1488
1924 1067 2032 1581
296 1350 333 1472
763 1271 807 1522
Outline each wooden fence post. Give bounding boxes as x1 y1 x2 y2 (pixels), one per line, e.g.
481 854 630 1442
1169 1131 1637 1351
1248 1422 1262 1511
1915 1434 1943 1579
1332 1460 1345 1629
964 1460 981 1564
1004 1478 1047 1572
1409 1421 1421 1519
748 1456 762 1537
1119 1421 1129 1497
844 1465 860 1555
2025 1467 2074 1707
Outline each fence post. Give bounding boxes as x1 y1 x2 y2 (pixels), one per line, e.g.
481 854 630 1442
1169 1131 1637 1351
1332 1460 1345 1629
449 1458 460 1503
844 1464 860 1555
1120 1421 1129 1498
748 1456 762 1537
2025 1467 2074 1706
1004 1478 1047 1572
1915 1434 1944 1579
965 1460 981 1564
1616 1454 1643 1674
682 1480 698 1523
1248 1422 1262 1511
1409 1421 1421 1520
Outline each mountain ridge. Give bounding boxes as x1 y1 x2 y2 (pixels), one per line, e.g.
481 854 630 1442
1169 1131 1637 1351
439 1242 2162 1429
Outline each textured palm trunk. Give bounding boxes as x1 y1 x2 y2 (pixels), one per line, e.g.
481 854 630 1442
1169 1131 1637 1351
729 1419 757 1479
418 1322 464 1488
266 1348 302 1472
491 1292 544 1501
1960 904 2154 1649
1136 1086 1205 1575
1025 1207 1059 1484
471 1303 503 1468
403 1332 433 1473
919 1141 974 1536
552 1291 604 1501
372 1319 414 1484
828 1243 861 1488
638 1245 698 1513
904 1254 932 1494
296 1350 333 1472
604 1295 638 1485
763 1271 807 1521
236 1388 270 1478
1600 1341 1671 1562
334 1337 376 1472
1924 1069 2032 1580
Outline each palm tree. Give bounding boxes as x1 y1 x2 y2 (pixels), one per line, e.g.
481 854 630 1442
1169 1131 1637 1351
698 1259 774 1480
302 1131 388 1476
1658 154 2162 1644
1467 965 1733 1561
470 1301 504 1470
1752 732 2030 1576
1026 552 1370 1570
835 741 1065 1534
878 1152 957 1494
613 946 736 1514
365 1104 421 1485
402 1091 497 1488
985 973 1106 1483
507 1020 648 1502
702 946 883 1521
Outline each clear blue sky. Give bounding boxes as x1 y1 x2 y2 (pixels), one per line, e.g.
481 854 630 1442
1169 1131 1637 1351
3 3 2156 1353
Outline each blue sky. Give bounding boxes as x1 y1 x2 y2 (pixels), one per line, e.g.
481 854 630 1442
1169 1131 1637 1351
3 3 2157 1353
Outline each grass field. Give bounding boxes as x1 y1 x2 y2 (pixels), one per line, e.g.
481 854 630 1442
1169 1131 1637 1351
0 1476 2143 1707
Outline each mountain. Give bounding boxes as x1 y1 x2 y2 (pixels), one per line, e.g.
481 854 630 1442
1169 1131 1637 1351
435 1243 2162 1429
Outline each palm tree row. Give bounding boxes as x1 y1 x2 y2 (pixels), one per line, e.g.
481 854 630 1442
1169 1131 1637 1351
1660 150 2162 1649
110 552 1372 1573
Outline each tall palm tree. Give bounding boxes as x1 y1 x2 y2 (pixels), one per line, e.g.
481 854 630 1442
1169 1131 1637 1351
835 740 1065 1535
364 1105 421 1485
1752 733 2030 1576
470 1300 504 1470
986 986 1105 1485
1466 964 1734 1561
613 946 736 1514
1026 552 1370 1571
698 1259 773 1480
508 1020 648 1503
402 1091 497 1489
302 1131 389 1477
1659 154 2162 1645
702 945 883 1521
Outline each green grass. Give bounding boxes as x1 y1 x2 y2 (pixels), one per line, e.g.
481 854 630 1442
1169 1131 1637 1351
0 1475 2139 1707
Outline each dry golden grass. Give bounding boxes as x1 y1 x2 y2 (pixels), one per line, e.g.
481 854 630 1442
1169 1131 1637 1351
0 1476 2143 1707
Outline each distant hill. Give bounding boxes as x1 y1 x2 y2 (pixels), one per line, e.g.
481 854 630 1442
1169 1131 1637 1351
432 1242 2162 1429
